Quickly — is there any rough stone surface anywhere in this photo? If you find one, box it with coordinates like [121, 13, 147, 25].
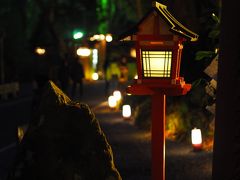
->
[8, 81, 121, 180]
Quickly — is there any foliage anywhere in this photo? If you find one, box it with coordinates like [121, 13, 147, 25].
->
[189, 79, 213, 107]
[195, 51, 215, 61]
[191, 4, 220, 146]
[133, 98, 151, 130]
[96, 0, 115, 34]
[166, 83, 214, 142]
[123, 79, 214, 143]
[194, 12, 220, 61]
[166, 101, 190, 141]
[208, 13, 220, 39]
[98, 0, 152, 35]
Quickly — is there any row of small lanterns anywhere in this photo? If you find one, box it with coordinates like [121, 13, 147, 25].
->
[108, 90, 132, 120]
[107, 90, 202, 151]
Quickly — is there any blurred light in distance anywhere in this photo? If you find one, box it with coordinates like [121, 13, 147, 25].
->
[18, 126, 24, 142]
[106, 34, 113, 42]
[130, 48, 136, 58]
[92, 49, 98, 69]
[99, 34, 105, 40]
[90, 37, 95, 41]
[35, 47, 46, 55]
[93, 34, 100, 40]
[77, 47, 91, 57]
[73, 32, 83, 39]
[92, 73, 99, 80]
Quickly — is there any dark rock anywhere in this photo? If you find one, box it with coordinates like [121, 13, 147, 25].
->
[8, 81, 122, 180]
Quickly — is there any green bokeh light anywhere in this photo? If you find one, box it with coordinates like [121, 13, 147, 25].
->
[73, 31, 84, 39]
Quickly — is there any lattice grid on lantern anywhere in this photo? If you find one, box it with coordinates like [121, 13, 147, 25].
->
[142, 50, 172, 78]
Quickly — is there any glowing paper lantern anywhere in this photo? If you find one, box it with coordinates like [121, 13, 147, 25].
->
[113, 90, 121, 101]
[108, 95, 117, 108]
[122, 105, 131, 118]
[191, 128, 202, 151]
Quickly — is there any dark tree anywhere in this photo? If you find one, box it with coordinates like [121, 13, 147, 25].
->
[212, 0, 240, 179]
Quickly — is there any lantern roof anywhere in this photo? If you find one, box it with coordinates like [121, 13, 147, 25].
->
[119, 1, 198, 42]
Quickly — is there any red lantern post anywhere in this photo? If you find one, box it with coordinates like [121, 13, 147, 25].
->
[151, 93, 166, 179]
[119, 1, 198, 180]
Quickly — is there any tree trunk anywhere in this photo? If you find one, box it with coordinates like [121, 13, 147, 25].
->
[212, 0, 240, 179]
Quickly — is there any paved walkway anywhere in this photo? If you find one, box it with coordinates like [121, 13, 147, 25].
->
[93, 102, 151, 180]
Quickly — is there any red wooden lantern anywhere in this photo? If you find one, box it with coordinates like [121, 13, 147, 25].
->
[119, 2, 198, 180]
[120, 1, 198, 96]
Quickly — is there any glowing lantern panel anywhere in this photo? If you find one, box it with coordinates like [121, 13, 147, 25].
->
[142, 50, 172, 78]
